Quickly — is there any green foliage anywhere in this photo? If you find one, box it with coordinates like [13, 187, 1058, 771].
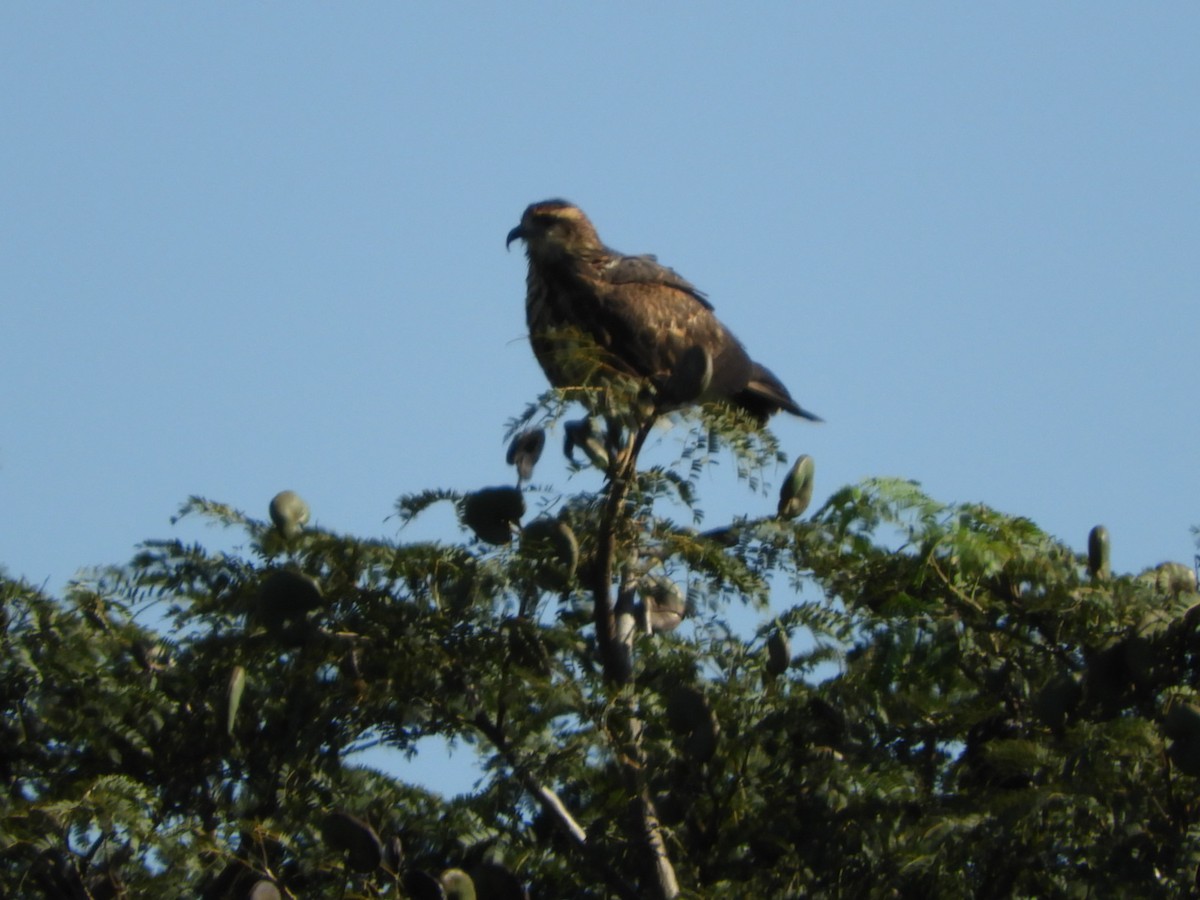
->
[3, 408, 1200, 898]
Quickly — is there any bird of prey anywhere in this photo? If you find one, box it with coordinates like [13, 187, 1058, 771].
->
[506, 199, 820, 424]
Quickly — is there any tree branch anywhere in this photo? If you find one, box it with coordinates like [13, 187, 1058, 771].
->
[588, 412, 681, 899]
[470, 710, 640, 900]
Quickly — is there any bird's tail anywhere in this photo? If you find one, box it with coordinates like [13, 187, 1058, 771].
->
[735, 362, 822, 424]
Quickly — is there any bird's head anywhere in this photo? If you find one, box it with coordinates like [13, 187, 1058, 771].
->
[506, 199, 602, 262]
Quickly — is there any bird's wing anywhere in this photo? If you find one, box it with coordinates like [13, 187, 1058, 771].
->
[598, 253, 715, 310]
[588, 270, 750, 393]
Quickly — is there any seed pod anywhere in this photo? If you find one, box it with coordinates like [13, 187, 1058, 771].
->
[257, 570, 323, 633]
[1084, 641, 1132, 715]
[1169, 735, 1200, 777]
[269, 490, 310, 538]
[777, 455, 816, 520]
[506, 429, 546, 484]
[520, 518, 579, 591]
[1164, 702, 1200, 740]
[1087, 525, 1110, 579]
[246, 881, 281, 900]
[766, 628, 791, 676]
[461, 487, 525, 545]
[320, 811, 382, 873]
[467, 861, 527, 900]
[441, 869, 477, 900]
[686, 710, 720, 762]
[666, 685, 720, 762]
[226, 665, 246, 736]
[563, 418, 610, 470]
[403, 869, 446, 900]
[640, 575, 687, 633]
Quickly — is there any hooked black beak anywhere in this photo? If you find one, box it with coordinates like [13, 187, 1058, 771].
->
[505, 224, 525, 250]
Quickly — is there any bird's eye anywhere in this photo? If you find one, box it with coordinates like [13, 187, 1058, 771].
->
[532, 213, 558, 228]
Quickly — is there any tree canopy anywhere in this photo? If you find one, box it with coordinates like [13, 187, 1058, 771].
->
[2, 390, 1199, 898]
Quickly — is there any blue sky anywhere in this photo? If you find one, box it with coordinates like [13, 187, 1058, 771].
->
[3, 6, 1198, 792]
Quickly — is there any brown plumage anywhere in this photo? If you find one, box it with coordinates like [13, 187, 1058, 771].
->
[506, 199, 820, 424]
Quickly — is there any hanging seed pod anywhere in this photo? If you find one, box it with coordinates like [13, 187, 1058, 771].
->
[686, 707, 721, 762]
[658, 345, 713, 407]
[640, 575, 687, 633]
[777, 455, 816, 520]
[804, 697, 849, 749]
[1087, 525, 1110, 579]
[766, 628, 791, 677]
[506, 429, 546, 484]
[257, 570, 323, 634]
[320, 811, 383, 873]
[1165, 707, 1200, 777]
[441, 869, 477, 900]
[666, 685, 720, 762]
[1164, 702, 1200, 741]
[226, 666, 246, 736]
[666, 685, 709, 734]
[520, 518, 579, 591]
[460, 487, 525, 545]
[403, 870, 446, 900]
[467, 861, 528, 900]
[1084, 641, 1133, 716]
[269, 490, 310, 539]
[246, 881, 281, 900]
[1169, 735, 1200, 777]
[563, 418, 610, 470]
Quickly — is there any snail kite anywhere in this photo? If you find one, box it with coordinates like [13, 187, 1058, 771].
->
[506, 199, 820, 424]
